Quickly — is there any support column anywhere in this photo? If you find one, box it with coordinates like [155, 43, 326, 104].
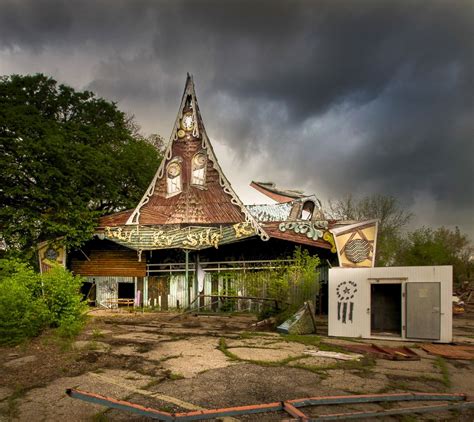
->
[194, 254, 200, 309]
[185, 249, 190, 308]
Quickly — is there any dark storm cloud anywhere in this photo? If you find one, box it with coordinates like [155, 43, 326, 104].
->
[1, 0, 473, 234]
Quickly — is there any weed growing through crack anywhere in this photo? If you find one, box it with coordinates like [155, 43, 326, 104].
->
[279, 334, 321, 347]
[0, 386, 28, 419]
[160, 353, 183, 362]
[92, 329, 104, 340]
[218, 337, 307, 367]
[167, 371, 185, 380]
[91, 410, 109, 421]
[239, 331, 275, 340]
[434, 356, 451, 389]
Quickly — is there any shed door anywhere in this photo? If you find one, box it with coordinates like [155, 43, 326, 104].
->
[406, 282, 440, 340]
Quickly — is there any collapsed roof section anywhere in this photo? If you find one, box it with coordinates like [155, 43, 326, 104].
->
[250, 181, 307, 202]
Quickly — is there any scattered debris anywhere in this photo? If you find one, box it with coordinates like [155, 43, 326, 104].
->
[251, 317, 276, 328]
[339, 344, 420, 361]
[303, 350, 362, 361]
[453, 296, 465, 314]
[277, 301, 317, 335]
[422, 344, 474, 360]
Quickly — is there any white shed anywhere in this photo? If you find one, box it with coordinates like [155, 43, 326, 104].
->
[328, 266, 452, 343]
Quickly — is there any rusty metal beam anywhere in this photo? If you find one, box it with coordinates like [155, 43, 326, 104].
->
[173, 402, 283, 420]
[314, 400, 474, 420]
[287, 392, 466, 407]
[66, 389, 174, 421]
[66, 389, 469, 421]
[283, 401, 309, 421]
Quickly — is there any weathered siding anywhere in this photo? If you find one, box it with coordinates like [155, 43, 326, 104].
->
[71, 249, 146, 277]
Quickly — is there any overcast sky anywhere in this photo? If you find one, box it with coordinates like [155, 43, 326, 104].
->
[1, 0, 473, 238]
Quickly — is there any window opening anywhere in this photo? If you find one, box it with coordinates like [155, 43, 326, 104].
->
[166, 158, 182, 197]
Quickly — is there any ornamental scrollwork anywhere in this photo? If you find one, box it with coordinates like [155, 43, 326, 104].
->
[233, 222, 255, 238]
[278, 222, 324, 241]
[105, 226, 137, 242]
[323, 231, 337, 253]
[183, 228, 223, 249]
[152, 230, 176, 248]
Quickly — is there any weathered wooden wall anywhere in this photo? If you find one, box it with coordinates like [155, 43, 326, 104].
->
[71, 250, 146, 277]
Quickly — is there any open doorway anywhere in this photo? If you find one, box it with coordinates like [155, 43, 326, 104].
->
[118, 282, 135, 304]
[371, 283, 402, 337]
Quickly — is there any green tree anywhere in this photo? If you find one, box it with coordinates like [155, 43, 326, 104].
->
[395, 226, 473, 287]
[327, 194, 411, 266]
[0, 74, 162, 260]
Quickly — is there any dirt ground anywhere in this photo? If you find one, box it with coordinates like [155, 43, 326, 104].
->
[1, 310, 474, 421]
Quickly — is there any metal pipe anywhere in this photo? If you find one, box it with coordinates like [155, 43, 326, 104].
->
[66, 389, 469, 422]
[66, 389, 173, 421]
[314, 401, 474, 420]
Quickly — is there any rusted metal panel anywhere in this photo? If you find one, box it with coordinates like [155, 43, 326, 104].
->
[421, 344, 474, 360]
[99, 209, 133, 227]
[250, 181, 306, 202]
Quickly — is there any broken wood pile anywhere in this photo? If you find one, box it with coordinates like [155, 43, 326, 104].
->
[339, 344, 420, 361]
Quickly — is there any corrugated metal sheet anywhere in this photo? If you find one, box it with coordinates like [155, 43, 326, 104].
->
[86, 276, 134, 308]
[247, 203, 292, 222]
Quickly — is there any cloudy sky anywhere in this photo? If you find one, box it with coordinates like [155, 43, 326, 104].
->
[1, 0, 473, 237]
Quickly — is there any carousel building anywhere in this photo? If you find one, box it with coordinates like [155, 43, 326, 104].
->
[46, 75, 378, 309]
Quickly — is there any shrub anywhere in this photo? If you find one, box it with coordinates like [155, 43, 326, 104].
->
[41, 266, 87, 328]
[0, 259, 86, 344]
[0, 260, 50, 345]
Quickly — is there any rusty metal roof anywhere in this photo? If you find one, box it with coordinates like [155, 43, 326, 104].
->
[122, 75, 268, 241]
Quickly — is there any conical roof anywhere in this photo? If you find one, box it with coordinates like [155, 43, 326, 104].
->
[125, 74, 268, 240]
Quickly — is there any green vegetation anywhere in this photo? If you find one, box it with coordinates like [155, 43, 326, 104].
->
[328, 194, 473, 286]
[92, 328, 104, 340]
[328, 194, 412, 266]
[434, 356, 452, 388]
[167, 371, 185, 380]
[0, 259, 87, 345]
[394, 226, 473, 287]
[0, 73, 162, 262]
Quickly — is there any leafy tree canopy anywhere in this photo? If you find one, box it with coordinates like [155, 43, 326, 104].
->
[327, 194, 412, 266]
[394, 226, 473, 286]
[0, 74, 162, 259]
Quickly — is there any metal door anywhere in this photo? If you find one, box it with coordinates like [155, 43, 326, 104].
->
[406, 282, 441, 340]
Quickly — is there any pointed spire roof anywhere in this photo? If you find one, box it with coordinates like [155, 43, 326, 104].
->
[126, 75, 268, 240]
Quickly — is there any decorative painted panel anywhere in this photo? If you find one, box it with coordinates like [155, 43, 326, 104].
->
[330, 220, 378, 268]
[101, 223, 256, 251]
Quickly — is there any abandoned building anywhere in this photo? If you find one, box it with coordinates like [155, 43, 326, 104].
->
[39, 75, 378, 311]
